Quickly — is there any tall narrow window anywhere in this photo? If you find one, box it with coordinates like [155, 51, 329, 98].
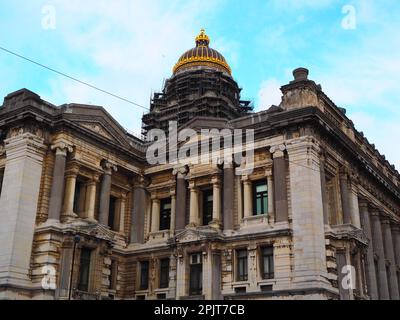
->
[202, 190, 213, 226]
[73, 179, 86, 214]
[139, 261, 149, 290]
[386, 266, 391, 300]
[78, 248, 92, 292]
[236, 250, 248, 281]
[109, 260, 118, 290]
[108, 196, 117, 230]
[0, 168, 4, 197]
[253, 181, 268, 216]
[159, 198, 172, 231]
[261, 247, 274, 279]
[189, 253, 203, 296]
[159, 258, 170, 289]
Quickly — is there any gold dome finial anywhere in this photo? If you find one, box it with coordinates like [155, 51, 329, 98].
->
[195, 28, 210, 46]
[173, 29, 232, 75]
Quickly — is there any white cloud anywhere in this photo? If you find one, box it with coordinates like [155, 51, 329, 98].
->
[257, 78, 282, 111]
[40, 0, 222, 130]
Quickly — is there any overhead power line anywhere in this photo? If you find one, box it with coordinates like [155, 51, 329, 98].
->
[0, 45, 150, 111]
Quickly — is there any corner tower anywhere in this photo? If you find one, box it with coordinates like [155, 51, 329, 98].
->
[142, 29, 252, 135]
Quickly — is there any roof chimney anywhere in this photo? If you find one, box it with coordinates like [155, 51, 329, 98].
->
[293, 67, 309, 81]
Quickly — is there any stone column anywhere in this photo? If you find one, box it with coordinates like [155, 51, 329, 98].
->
[339, 170, 352, 224]
[119, 193, 127, 233]
[0, 132, 46, 291]
[392, 225, 400, 268]
[381, 219, 400, 300]
[211, 176, 221, 228]
[370, 210, 390, 299]
[188, 181, 199, 227]
[266, 169, 274, 221]
[242, 176, 253, 218]
[173, 166, 188, 231]
[359, 202, 379, 300]
[319, 156, 329, 225]
[223, 161, 235, 230]
[270, 144, 288, 222]
[62, 164, 80, 217]
[47, 142, 73, 221]
[286, 137, 328, 288]
[151, 197, 161, 233]
[130, 176, 147, 244]
[98, 161, 117, 226]
[350, 183, 361, 228]
[170, 189, 176, 236]
[84, 174, 99, 222]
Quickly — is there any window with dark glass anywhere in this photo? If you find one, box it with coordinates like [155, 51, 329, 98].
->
[108, 196, 117, 230]
[73, 179, 86, 214]
[139, 261, 149, 290]
[0, 168, 4, 197]
[261, 247, 274, 279]
[78, 248, 92, 292]
[109, 260, 118, 290]
[202, 190, 213, 226]
[189, 253, 202, 296]
[236, 249, 248, 281]
[160, 198, 172, 231]
[253, 181, 268, 216]
[159, 258, 170, 289]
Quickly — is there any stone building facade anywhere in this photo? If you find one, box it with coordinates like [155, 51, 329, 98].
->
[0, 30, 399, 300]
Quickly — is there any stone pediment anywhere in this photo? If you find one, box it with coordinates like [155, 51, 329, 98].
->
[76, 223, 116, 243]
[80, 122, 114, 140]
[62, 104, 134, 148]
[174, 227, 222, 244]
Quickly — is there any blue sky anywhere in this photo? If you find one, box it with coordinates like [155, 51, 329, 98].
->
[1, 0, 400, 167]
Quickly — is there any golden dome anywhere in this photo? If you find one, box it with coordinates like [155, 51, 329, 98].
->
[173, 29, 232, 75]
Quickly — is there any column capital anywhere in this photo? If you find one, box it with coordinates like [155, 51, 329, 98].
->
[51, 142, 74, 156]
[265, 168, 273, 177]
[173, 165, 189, 178]
[370, 209, 381, 218]
[188, 180, 198, 190]
[170, 187, 176, 197]
[269, 144, 286, 158]
[211, 176, 221, 185]
[65, 164, 80, 177]
[358, 199, 369, 209]
[380, 217, 392, 226]
[101, 160, 117, 175]
[132, 174, 149, 188]
[89, 173, 101, 184]
[391, 224, 400, 233]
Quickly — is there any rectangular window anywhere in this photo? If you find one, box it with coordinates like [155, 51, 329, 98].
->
[0, 168, 4, 196]
[202, 190, 213, 226]
[159, 198, 172, 231]
[108, 196, 118, 230]
[159, 258, 170, 289]
[253, 181, 268, 216]
[109, 260, 118, 290]
[261, 247, 274, 279]
[73, 179, 86, 214]
[236, 250, 248, 281]
[139, 261, 149, 290]
[189, 253, 202, 296]
[78, 248, 92, 292]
